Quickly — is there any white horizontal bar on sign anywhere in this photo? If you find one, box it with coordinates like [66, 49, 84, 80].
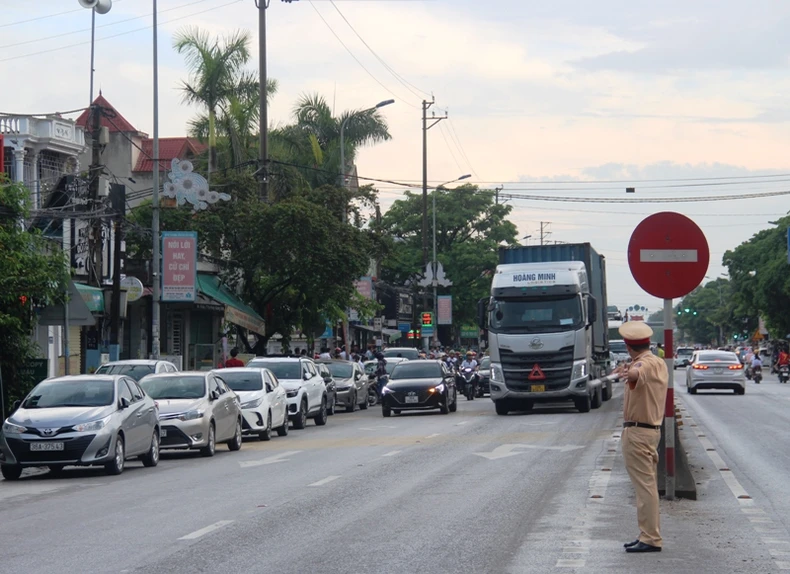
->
[640, 249, 698, 263]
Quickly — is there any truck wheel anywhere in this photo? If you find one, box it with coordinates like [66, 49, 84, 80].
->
[575, 395, 591, 413]
[602, 383, 611, 402]
[591, 387, 602, 409]
[494, 400, 509, 416]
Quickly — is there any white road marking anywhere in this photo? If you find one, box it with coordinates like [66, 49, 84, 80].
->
[474, 443, 584, 460]
[640, 249, 698, 263]
[178, 520, 234, 540]
[359, 426, 397, 431]
[309, 475, 340, 487]
[239, 450, 302, 468]
[382, 450, 401, 457]
[556, 559, 586, 567]
[425, 433, 441, 439]
[455, 421, 469, 426]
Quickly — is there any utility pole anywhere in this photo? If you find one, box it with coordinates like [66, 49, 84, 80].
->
[88, 103, 104, 288]
[421, 98, 447, 268]
[151, 0, 161, 359]
[109, 183, 125, 361]
[540, 221, 552, 246]
[495, 186, 502, 205]
[257, 0, 268, 200]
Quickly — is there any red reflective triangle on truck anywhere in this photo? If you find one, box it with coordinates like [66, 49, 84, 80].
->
[528, 364, 546, 380]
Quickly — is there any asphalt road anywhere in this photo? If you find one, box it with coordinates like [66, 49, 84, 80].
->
[0, 381, 783, 574]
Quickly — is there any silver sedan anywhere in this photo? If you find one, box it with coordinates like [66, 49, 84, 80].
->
[686, 350, 746, 395]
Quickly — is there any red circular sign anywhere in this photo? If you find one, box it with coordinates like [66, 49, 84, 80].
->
[628, 212, 709, 299]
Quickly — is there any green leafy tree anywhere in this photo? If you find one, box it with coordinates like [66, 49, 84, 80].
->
[0, 179, 69, 414]
[379, 185, 518, 334]
[675, 278, 752, 346]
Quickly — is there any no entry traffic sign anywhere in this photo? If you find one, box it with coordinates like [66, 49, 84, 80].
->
[627, 212, 709, 300]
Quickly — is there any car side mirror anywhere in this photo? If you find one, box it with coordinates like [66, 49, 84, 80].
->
[587, 296, 597, 323]
[477, 297, 488, 330]
[12, 400, 21, 412]
[323, 375, 331, 383]
[304, 372, 311, 381]
[119, 397, 130, 409]
[265, 383, 273, 393]
[209, 390, 219, 401]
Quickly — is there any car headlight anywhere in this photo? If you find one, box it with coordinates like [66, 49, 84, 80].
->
[571, 360, 588, 380]
[490, 364, 504, 383]
[73, 415, 112, 433]
[428, 383, 446, 394]
[285, 389, 299, 398]
[381, 386, 395, 394]
[241, 398, 263, 409]
[336, 386, 352, 392]
[178, 409, 204, 421]
[2, 421, 26, 435]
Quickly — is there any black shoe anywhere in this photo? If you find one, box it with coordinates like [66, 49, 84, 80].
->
[623, 539, 640, 548]
[626, 542, 662, 553]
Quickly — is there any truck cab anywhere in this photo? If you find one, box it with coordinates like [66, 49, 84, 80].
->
[482, 261, 603, 415]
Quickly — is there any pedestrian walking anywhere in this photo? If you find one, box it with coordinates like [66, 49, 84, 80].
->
[615, 322, 668, 553]
[223, 348, 245, 368]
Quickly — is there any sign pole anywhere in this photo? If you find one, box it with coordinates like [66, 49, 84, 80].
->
[663, 297, 675, 500]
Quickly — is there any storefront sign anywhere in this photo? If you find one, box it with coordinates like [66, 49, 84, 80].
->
[161, 232, 197, 302]
[437, 295, 452, 325]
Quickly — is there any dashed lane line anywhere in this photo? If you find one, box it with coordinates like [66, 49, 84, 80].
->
[178, 520, 234, 541]
[308, 475, 340, 487]
[381, 450, 401, 457]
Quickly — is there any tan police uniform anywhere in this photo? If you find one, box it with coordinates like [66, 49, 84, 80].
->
[619, 322, 668, 548]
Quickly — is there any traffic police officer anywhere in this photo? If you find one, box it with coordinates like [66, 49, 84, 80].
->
[615, 322, 668, 553]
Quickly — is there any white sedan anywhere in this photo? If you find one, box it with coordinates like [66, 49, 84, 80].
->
[686, 350, 746, 395]
[214, 368, 289, 440]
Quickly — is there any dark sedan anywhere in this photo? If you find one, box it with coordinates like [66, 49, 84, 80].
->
[381, 361, 457, 417]
[478, 356, 491, 396]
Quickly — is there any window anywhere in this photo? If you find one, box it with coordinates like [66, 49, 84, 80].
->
[125, 379, 144, 402]
[139, 376, 207, 400]
[221, 372, 263, 392]
[305, 362, 317, 377]
[118, 380, 134, 403]
[209, 376, 224, 395]
[326, 363, 354, 379]
[266, 372, 279, 388]
[390, 362, 443, 380]
[22, 379, 115, 408]
[95, 364, 155, 382]
[489, 296, 583, 334]
[248, 361, 301, 380]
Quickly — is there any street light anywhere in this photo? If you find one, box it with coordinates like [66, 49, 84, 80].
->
[339, 99, 395, 192]
[431, 174, 471, 347]
[78, 0, 113, 104]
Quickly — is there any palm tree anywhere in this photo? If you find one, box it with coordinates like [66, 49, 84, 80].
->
[173, 27, 256, 175]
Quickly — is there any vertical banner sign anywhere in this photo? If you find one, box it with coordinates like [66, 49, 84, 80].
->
[437, 295, 452, 325]
[161, 231, 197, 302]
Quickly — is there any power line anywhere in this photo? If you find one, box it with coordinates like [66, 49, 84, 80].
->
[0, 0, 244, 64]
[306, 0, 420, 109]
[437, 123, 465, 173]
[499, 189, 790, 203]
[0, 107, 88, 117]
[327, 0, 430, 101]
[445, 117, 479, 179]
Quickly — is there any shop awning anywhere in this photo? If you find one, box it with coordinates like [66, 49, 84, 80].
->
[197, 274, 266, 335]
[75, 282, 105, 313]
[37, 280, 97, 326]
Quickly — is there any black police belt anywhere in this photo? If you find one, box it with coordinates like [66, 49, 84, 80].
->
[623, 421, 661, 430]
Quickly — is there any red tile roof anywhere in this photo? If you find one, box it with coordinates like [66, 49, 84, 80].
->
[133, 137, 207, 172]
[75, 93, 140, 134]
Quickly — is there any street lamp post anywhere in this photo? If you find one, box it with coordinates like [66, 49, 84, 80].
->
[339, 99, 395, 197]
[432, 175, 471, 349]
[78, 0, 113, 104]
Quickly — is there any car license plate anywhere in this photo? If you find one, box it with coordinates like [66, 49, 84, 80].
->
[531, 385, 545, 392]
[30, 442, 64, 452]
[714, 368, 723, 374]
[160, 429, 168, 438]
[405, 396, 419, 403]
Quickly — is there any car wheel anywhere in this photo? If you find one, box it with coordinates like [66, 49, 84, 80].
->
[591, 387, 603, 409]
[449, 391, 458, 413]
[575, 395, 591, 413]
[259, 411, 273, 441]
[1, 465, 23, 481]
[105, 435, 125, 476]
[275, 411, 289, 437]
[200, 423, 216, 457]
[228, 418, 243, 451]
[359, 391, 368, 410]
[736, 387, 745, 395]
[292, 400, 308, 430]
[494, 400, 509, 416]
[141, 430, 160, 467]
[382, 406, 392, 417]
[440, 394, 450, 414]
[327, 394, 336, 416]
[688, 386, 697, 395]
[314, 397, 328, 426]
[348, 392, 357, 412]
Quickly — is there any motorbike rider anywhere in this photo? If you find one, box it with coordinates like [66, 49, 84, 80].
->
[459, 351, 480, 394]
[775, 346, 790, 380]
[374, 352, 388, 397]
[751, 353, 763, 383]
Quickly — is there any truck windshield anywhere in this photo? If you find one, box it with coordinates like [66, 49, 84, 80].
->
[489, 296, 583, 334]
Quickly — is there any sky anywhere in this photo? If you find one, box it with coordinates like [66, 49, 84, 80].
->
[4, 0, 790, 315]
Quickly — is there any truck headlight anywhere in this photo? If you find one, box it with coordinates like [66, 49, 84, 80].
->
[490, 364, 504, 383]
[571, 360, 588, 381]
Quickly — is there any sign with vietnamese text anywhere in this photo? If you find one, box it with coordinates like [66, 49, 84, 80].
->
[162, 232, 197, 302]
[437, 295, 452, 325]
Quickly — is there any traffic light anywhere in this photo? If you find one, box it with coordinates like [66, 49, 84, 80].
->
[421, 312, 433, 327]
[19, 295, 28, 306]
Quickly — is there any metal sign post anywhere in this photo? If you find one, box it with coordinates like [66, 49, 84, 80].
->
[663, 298, 675, 498]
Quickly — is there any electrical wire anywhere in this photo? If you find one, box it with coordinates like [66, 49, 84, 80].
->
[0, 107, 88, 117]
[0, 0, 245, 64]
[444, 117, 479, 179]
[327, 0, 430, 101]
[437, 123, 465, 174]
[499, 190, 790, 203]
[306, 0, 420, 109]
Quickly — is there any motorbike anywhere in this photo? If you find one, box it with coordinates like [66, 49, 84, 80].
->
[458, 367, 478, 401]
[745, 364, 753, 380]
[753, 366, 762, 384]
[779, 365, 790, 384]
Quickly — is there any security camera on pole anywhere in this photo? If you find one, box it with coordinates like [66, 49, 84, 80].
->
[627, 212, 709, 500]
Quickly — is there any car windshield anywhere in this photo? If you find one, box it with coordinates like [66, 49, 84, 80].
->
[325, 363, 353, 379]
[23, 379, 114, 408]
[697, 352, 739, 363]
[390, 363, 442, 380]
[220, 372, 263, 391]
[382, 348, 420, 360]
[95, 364, 155, 381]
[489, 296, 583, 334]
[610, 341, 627, 353]
[248, 361, 301, 380]
[677, 349, 694, 356]
[139, 376, 206, 399]
[480, 357, 491, 369]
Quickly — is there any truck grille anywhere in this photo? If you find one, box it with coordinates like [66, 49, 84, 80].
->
[500, 347, 574, 391]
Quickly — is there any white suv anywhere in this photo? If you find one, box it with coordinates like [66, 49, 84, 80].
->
[246, 357, 328, 429]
